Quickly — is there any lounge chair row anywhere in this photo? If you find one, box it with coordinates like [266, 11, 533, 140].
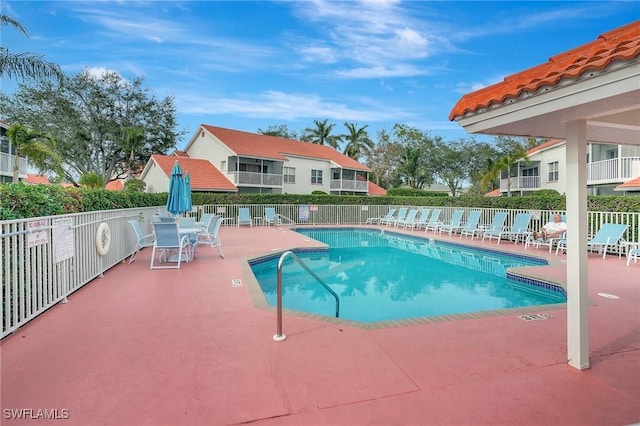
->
[370, 209, 634, 260]
[367, 208, 531, 243]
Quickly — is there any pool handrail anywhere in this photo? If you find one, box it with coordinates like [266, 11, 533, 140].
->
[274, 250, 340, 342]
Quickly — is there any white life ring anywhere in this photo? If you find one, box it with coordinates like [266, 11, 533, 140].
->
[96, 222, 111, 256]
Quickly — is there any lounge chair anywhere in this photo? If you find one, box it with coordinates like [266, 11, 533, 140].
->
[423, 208, 442, 233]
[458, 210, 482, 239]
[557, 223, 628, 259]
[525, 214, 566, 252]
[150, 222, 192, 269]
[408, 208, 430, 230]
[127, 219, 155, 264]
[237, 207, 253, 227]
[264, 207, 282, 226]
[377, 208, 398, 226]
[398, 209, 419, 228]
[495, 213, 532, 245]
[196, 215, 225, 258]
[480, 212, 509, 243]
[365, 208, 395, 225]
[438, 210, 465, 236]
[387, 207, 408, 227]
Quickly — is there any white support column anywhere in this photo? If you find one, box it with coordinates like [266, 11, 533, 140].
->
[565, 119, 590, 370]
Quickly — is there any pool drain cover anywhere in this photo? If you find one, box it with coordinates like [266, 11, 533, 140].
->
[519, 313, 552, 321]
[232, 279, 243, 288]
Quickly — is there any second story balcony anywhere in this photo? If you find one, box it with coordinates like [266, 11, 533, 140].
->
[500, 176, 541, 191]
[330, 179, 368, 192]
[228, 171, 283, 187]
[0, 152, 28, 178]
[587, 157, 640, 183]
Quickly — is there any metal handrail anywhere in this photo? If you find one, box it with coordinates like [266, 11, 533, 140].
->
[273, 250, 340, 342]
[274, 213, 295, 226]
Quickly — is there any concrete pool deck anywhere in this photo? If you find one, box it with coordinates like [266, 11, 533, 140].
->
[2, 225, 639, 425]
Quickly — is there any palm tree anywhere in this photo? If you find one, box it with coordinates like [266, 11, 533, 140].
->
[7, 124, 61, 182]
[0, 14, 62, 80]
[342, 122, 373, 160]
[480, 149, 529, 196]
[302, 119, 342, 149]
[122, 126, 146, 179]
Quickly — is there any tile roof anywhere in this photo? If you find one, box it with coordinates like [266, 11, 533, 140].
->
[201, 125, 370, 172]
[151, 155, 237, 192]
[368, 181, 387, 196]
[525, 139, 565, 156]
[105, 180, 124, 191]
[615, 176, 640, 190]
[485, 188, 502, 197]
[449, 21, 640, 120]
[25, 174, 50, 185]
[173, 150, 189, 157]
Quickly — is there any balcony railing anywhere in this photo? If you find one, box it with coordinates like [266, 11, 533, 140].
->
[0, 152, 28, 177]
[228, 171, 283, 186]
[500, 176, 541, 191]
[587, 157, 640, 183]
[330, 179, 368, 192]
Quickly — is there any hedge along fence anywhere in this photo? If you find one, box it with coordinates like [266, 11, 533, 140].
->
[2, 182, 639, 220]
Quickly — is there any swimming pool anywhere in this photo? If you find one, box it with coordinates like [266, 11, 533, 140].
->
[249, 228, 566, 323]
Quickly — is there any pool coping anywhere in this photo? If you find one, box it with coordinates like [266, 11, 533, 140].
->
[240, 226, 572, 330]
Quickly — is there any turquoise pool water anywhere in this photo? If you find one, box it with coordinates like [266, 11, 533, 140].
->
[250, 228, 565, 323]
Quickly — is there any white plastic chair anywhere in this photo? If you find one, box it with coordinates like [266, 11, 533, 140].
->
[150, 222, 191, 269]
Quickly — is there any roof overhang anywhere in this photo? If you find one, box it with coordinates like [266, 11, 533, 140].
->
[453, 59, 640, 145]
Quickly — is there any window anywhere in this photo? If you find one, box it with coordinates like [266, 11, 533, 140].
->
[606, 149, 618, 159]
[283, 167, 295, 184]
[311, 169, 323, 184]
[220, 160, 226, 172]
[548, 161, 559, 182]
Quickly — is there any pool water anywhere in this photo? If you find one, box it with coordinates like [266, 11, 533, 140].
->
[250, 228, 565, 323]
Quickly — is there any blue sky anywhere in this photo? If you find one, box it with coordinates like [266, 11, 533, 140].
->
[2, 1, 638, 150]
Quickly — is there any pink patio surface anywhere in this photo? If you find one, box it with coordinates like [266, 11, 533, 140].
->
[1, 225, 639, 426]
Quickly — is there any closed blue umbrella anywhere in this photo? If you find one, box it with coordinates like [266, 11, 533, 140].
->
[183, 172, 192, 213]
[166, 161, 187, 216]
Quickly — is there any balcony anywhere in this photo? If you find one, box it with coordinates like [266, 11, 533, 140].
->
[587, 157, 640, 183]
[500, 175, 541, 191]
[0, 152, 28, 177]
[228, 171, 283, 186]
[330, 179, 368, 192]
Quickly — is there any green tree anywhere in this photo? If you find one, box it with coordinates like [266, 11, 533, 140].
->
[0, 15, 61, 81]
[433, 138, 478, 196]
[1, 69, 185, 186]
[257, 124, 298, 139]
[393, 124, 438, 189]
[301, 119, 342, 149]
[342, 122, 373, 160]
[6, 124, 62, 182]
[366, 128, 403, 189]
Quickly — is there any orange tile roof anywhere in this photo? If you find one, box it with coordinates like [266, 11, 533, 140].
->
[105, 180, 124, 191]
[201, 125, 370, 172]
[615, 176, 640, 190]
[525, 139, 564, 156]
[25, 174, 50, 185]
[449, 21, 640, 120]
[368, 181, 387, 196]
[173, 150, 189, 157]
[485, 188, 502, 197]
[151, 155, 237, 192]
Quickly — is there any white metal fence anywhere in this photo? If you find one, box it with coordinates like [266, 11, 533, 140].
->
[2, 204, 638, 338]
